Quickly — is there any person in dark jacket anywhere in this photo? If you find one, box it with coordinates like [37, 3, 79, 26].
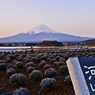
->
[30, 46, 34, 53]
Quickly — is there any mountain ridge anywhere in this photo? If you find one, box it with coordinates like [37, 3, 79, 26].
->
[0, 24, 92, 43]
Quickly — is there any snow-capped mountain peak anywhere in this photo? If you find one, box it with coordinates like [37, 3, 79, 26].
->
[0, 24, 91, 43]
[24, 24, 59, 35]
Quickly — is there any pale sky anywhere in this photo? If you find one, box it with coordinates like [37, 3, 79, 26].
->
[0, 0, 95, 38]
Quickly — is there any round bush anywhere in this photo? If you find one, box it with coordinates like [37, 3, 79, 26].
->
[64, 75, 72, 84]
[46, 57, 50, 62]
[6, 68, 16, 76]
[41, 56, 47, 60]
[13, 60, 18, 64]
[57, 61, 66, 67]
[24, 57, 32, 63]
[32, 57, 36, 62]
[0, 60, 7, 64]
[44, 68, 57, 77]
[25, 61, 34, 68]
[17, 56, 23, 61]
[50, 58, 56, 63]
[27, 66, 36, 73]
[50, 56, 54, 59]
[40, 78, 56, 91]
[6, 57, 12, 62]
[59, 65, 68, 74]
[0, 53, 5, 58]
[9, 73, 26, 86]
[59, 57, 65, 62]
[29, 70, 42, 81]
[55, 56, 60, 60]
[7, 54, 15, 60]
[15, 62, 23, 68]
[7, 65, 18, 71]
[39, 60, 47, 68]
[43, 64, 51, 70]
[13, 87, 30, 95]
[0, 60, 7, 70]
[53, 61, 58, 66]
[35, 57, 41, 63]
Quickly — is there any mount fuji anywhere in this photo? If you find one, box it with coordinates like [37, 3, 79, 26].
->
[0, 24, 91, 43]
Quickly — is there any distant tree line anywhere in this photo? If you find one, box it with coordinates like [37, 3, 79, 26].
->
[37, 40, 64, 46]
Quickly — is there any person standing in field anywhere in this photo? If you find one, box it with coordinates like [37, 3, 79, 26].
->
[30, 46, 34, 53]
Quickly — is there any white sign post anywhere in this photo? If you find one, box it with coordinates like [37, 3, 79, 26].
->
[67, 57, 95, 95]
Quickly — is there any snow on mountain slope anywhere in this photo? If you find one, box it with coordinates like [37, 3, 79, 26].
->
[24, 24, 59, 35]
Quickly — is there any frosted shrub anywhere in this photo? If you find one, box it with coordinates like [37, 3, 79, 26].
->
[53, 61, 58, 66]
[13, 87, 30, 95]
[27, 66, 36, 73]
[57, 61, 66, 67]
[59, 65, 68, 74]
[57, 53, 62, 56]
[6, 68, 16, 76]
[25, 61, 34, 68]
[64, 75, 72, 84]
[32, 57, 36, 62]
[24, 57, 32, 63]
[50, 58, 56, 63]
[7, 65, 18, 71]
[13, 60, 18, 64]
[29, 70, 42, 81]
[50, 55, 54, 59]
[0, 60, 7, 63]
[40, 78, 56, 91]
[46, 57, 50, 62]
[6, 57, 11, 62]
[0, 60, 7, 70]
[55, 56, 60, 61]
[43, 64, 51, 70]
[44, 68, 57, 77]
[59, 57, 65, 62]
[0, 53, 5, 58]
[7, 54, 15, 60]
[9, 73, 26, 86]
[17, 56, 23, 61]
[15, 62, 23, 68]
[39, 60, 47, 68]
[35, 57, 41, 63]
[41, 55, 47, 60]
